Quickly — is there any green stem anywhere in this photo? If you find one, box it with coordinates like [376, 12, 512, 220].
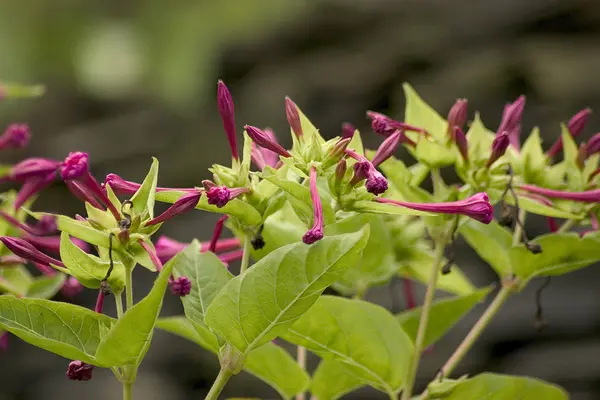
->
[440, 284, 512, 377]
[205, 367, 233, 400]
[295, 346, 307, 400]
[557, 218, 577, 233]
[125, 266, 134, 311]
[401, 237, 447, 400]
[431, 168, 444, 196]
[115, 291, 124, 318]
[122, 381, 133, 400]
[512, 209, 527, 246]
[388, 392, 399, 400]
[239, 235, 251, 274]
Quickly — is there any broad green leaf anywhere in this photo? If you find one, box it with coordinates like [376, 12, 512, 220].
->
[155, 190, 262, 227]
[94, 254, 174, 366]
[172, 240, 232, 341]
[460, 220, 513, 278]
[326, 214, 396, 295]
[0, 296, 114, 365]
[156, 316, 218, 352]
[403, 83, 447, 140]
[130, 157, 159, 219]
[396, 287, 492, 348]
[156, 317, 309, 399]
[60, 232, 125, 293]
[205, 228, 370, 355]
[0, 278, 26, 296]
[350, 200, 432, 216]
[244, 343, 310, 399]
[311, 358, 364, 400]
[440, 373, 568, 400]
[0, 265, 32, 295]
[398, 249, 475, 296]
[282, 296, 413, 395]
[26, 273, 66, 299]
[510, 231, 600, 281]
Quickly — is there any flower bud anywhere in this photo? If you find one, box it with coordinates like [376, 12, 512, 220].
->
[66, 361, 94, 381]
[486, 132, 510, 167]
[547, 108, 592, 159]
[0, 236, 65, 268]
[60, 152, 89, 180]
[145, 191, 201, 226]
[367, 111, 427, 137]
[10, 158, 60, 182]
[453, 127, 469, 162]
[245, 125, 291, 158]
[302, 166, 324, 245]
[169, 276, 192, 296]
[0, 332, 8, 351]
[0, 124, 30, 149]
[341, 122, 356, 140]
[371, 130, 403, 167]
[497, 96, 525, 151]
[446, 99, 468, 137]
[217, 80, 239, 160]
[285, 97, 303, 138]
[61, 277, 83, 298]
[206, 186, 249, 208]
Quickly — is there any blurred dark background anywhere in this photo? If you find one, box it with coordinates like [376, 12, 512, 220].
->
[2, 0, 600, 399]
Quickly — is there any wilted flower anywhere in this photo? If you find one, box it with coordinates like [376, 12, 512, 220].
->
[66, 361, 94, 381]
[302, 166, 324, 244]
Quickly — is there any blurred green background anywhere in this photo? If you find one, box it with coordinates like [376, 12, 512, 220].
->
[2, 1, 600, 399]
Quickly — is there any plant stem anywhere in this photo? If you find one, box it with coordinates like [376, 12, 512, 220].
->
[388, 392, 399, 400]
[431, 168, 444, 196]
[125, 266, 134, 311]
[295, 346, 307, 400]
[239, 235, 251, 274]
[115, 291, 124, 318]
[205, 367, 233, 400]
[401, 237, 446, 400]
[512, 208, 527, 246]
[558, 218, 577, 233]
[122, 381, 133, 400]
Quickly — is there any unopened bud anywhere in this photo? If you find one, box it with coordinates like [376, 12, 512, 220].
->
[446, 99, 468, 137]
[285, 97, 303, 138]
[486, 132, 510, 167]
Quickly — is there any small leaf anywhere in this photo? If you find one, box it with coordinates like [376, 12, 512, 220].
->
[125, 239, 158, 272]
[396, 287, 492, 348]
[296, 104, 324, 143]
[85, 203, 117, 230]
[282, 296, 413, 395]
[94, 254, 175, 366]
[403, 83, 447, 140]
[38, 213, 114, 249]
[156, 317, 309, 399]
[0, 265, 32, 295]
[347, 129, 364, 155]
[460, 220, 513, 278]
[0, 296, 114, 365]
[519, 128, 547, 184]
[205, 228, 370, 355]
[350, 200, 432, 217]
[26, 273, 66, 299]
[155, 190, 262, 227]
[441, 373, 568, 400]
[414, 139, 456, 168]
[502, 193, 582, 219]
[131, 157, 159, 219]
[60, 232, 125, 293]
[465, 113, 495, 162]
[311, 358, 364, 400]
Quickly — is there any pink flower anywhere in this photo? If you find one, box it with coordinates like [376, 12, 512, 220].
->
[217, 80, 239, 160]
[66, 361, 94, 381]
[342, 122, 356, 140]
[497, 95, 525, 151]
[547, 108, 592, 159]
[367, 111, 427, 137]
[285, 97, 303, 138]
[61, 277, 83, 298]
[169, 276, 191, 296]
[145, 191, 201, 226]
[9, 158, 60, 182]
[376, 192, 494, 224]
[206, 186, 249, 208]
[0, 124, 30, 149]
[371, 130, 412, 168]
[446, 99, 468, 138]
[302, 166, 324, 244]
[346, 149, 388, 195]
[251, 128, 280, 170]
[0, 236, 65, 268]
[518, 184, 600, 203]
[245, 125, 291, 158]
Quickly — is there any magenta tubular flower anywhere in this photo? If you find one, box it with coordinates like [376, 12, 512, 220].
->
[0, 124, 30, 150]
[582, 132, 600, 159]
[60, 152, 121, 220]
[14, 171, 56, 210]
[285, 97, 303, 138]
[547, 108, 592, 159]
[0, 255, 25, 265]
[139, 239, 163, 272]
[346, 149, 388, 195]
[302, 166, 324, 244]
[251, 128, 280, 171]
[342, 122, 356, 140]
[0, 236, 65, 267]
[446, 99, 468, 138]
[371, 130, 405, 168]
[95, 290, 105, 314]
[217, 80, 239, 160]
[145, 191, 201, 226]
[367, 111, 427, 137]
[453, 127, 469, 162]
[208, 215, 227, 253]
[169, 276, 191, 296]
[0, 332, 8, 351]
[376, 192, 494, 224]
[104, 173, 197, 195]
[245, 125, 291, 158]
[486, 131, 510, 167]
[518, 184, 600, 203]
[62, 276, 83, 298]
[155, 236, 185, 263]
[23, 235, 89, 255]
[66, 361, 94, 381]
[9, 158, 59, 182]
[206, 185, 249, 208]
[497, 95, 525, 151]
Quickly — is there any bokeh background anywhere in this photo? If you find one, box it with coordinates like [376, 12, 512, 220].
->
[2, 0, 600, 399]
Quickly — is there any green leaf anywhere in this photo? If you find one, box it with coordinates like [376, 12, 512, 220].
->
[347, 129, 364, 155]
[398, 249, 475, 296]
[125, 239, 158, 272]
[26, 273, 66, 299]
[459, 220, 513, 278]
[172, 240, 232, 345]
[440, 373, 568, 400]
[0, 296, 114, 365]
[519, 128, 547, 184]
[403, 83, 447, 140]
[396, 287, 492, 348]
[325, 214, 397, 294]
[131, 157, 159, 219]
[311, 358, 364, 400]
[0, 265, 32, 295]
[85, 202, 117, 230]
[414, 139, 456, 168]
[465, 113, 495, 162]
[94, 253, 175, 366]
[156, 317, 309, 399]
[205, 228, 370, 355]
[244, 343, 310, 399]
[248, 202, 304, 260]
[155, 190, 262, 227]
[296, 103, 324, 144]
[350, 200, 432, 217]
[60, 232, 125, 293]
[502, 193, 582, 219]
[40, 213, 114, 249]
[282, 296, 413, 395]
